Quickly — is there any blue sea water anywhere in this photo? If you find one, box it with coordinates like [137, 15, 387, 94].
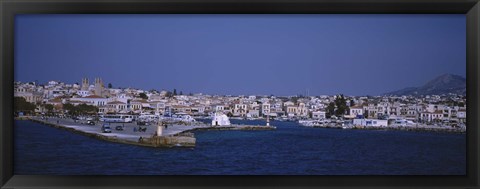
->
[14, 120, 466, 175]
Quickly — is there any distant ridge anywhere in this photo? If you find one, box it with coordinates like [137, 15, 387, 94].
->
[384, 74, 466, 96]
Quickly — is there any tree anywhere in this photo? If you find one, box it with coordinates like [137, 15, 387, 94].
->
[334, 94, 349, 117]
[14, 97, 36, 115]
[165, 91, 173, 98]
[63, 103, 76, 115]
[139, 93, 148, 99]
[44, 104, 54, 115]
[179, 91, 183, 95]
[76, 103, 98, 115]
[173, 89, 177, 96]
[291, 96, 298, 104]
[63, 103, 98, 116]
[350, 99, 355, 107]
[326, 102, 336, 117]
[108, 83, 113, 88]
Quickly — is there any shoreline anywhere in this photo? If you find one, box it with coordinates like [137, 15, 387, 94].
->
[304, 124, 466, 134]
[15, 116, 464, 149]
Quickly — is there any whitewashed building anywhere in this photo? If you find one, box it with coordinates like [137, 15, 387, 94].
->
[312, 111, 326, 119]
[212, 112, 231, 126]
[346, 105, 364, 119]
[70, 95, 107, 107]
[420, 110, 444, 123]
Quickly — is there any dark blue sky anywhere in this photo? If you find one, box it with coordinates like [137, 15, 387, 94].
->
[15, 14, 466, 96]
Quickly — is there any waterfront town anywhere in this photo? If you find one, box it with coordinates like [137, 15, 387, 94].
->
[14, 77, 467, 130]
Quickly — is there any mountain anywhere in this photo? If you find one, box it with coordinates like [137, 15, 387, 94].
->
[384, 74, 466, 96]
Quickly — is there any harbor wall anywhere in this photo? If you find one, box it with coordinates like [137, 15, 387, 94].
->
[140, 136, 196, 147]
[26, 118, 196, 148]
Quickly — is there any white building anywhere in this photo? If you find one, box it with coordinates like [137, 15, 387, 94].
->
[215, 105, 225, 112]
[297, 103, 308, 117]
[457, 108, 466, 123]
[247, 110, 260, 118]
[420, 110, 444, 123]
[70, 95, 108, 107]
[14, 91, 43, 104]
[312, 111, 326, 119]
[105, 101, 128, 113]
[260, 103, 270, 116]
[212, 112, 231, 126]
[233, 104, 248, 117]
[346, 105, 364, 119]
[77, 90, 91, 97]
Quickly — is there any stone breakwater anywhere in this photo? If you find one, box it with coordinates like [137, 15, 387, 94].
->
[22, 117, 276, 148]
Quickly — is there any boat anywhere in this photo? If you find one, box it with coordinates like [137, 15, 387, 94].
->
[298, 119, 327, 127]
[160, 113, 196, 123]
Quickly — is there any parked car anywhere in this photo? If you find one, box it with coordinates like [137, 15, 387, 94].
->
[87, 120, 95, 125]
[115, 126, 124, 131]
[137, 121, 149, 126]
[102, 124, 112, 133]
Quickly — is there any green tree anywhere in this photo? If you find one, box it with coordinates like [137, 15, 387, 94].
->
[334, 94, 349, 117]
[76, 103, 98, 115]
[63, 103, 98, 116]
[350, 99, 355, 107]
[139, 93, 148, 99]
[108, 83, 113, 88]
[165, 91, 173, 98]
[173, 89, 177, 96]
[291, 96, 298, 104]
[326, 102, 335, 117]
[44, 104, 54, 115]
[179, 91, 183, 95]
[63, 103, 76, 114]
[14, 97, 36, 115]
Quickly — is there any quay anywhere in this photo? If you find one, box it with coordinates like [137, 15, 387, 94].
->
[307, 123, 466, 134]
[23, 116, 276, 148]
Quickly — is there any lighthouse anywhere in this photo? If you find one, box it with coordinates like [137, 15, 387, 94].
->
[157, 121, 164, 136]
[266, 114, 270, 126]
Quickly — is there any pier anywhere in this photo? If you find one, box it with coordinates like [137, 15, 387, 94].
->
[25, 116, 276, 148]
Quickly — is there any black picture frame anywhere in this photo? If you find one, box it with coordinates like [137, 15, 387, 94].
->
[1, 0, 479, 188]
